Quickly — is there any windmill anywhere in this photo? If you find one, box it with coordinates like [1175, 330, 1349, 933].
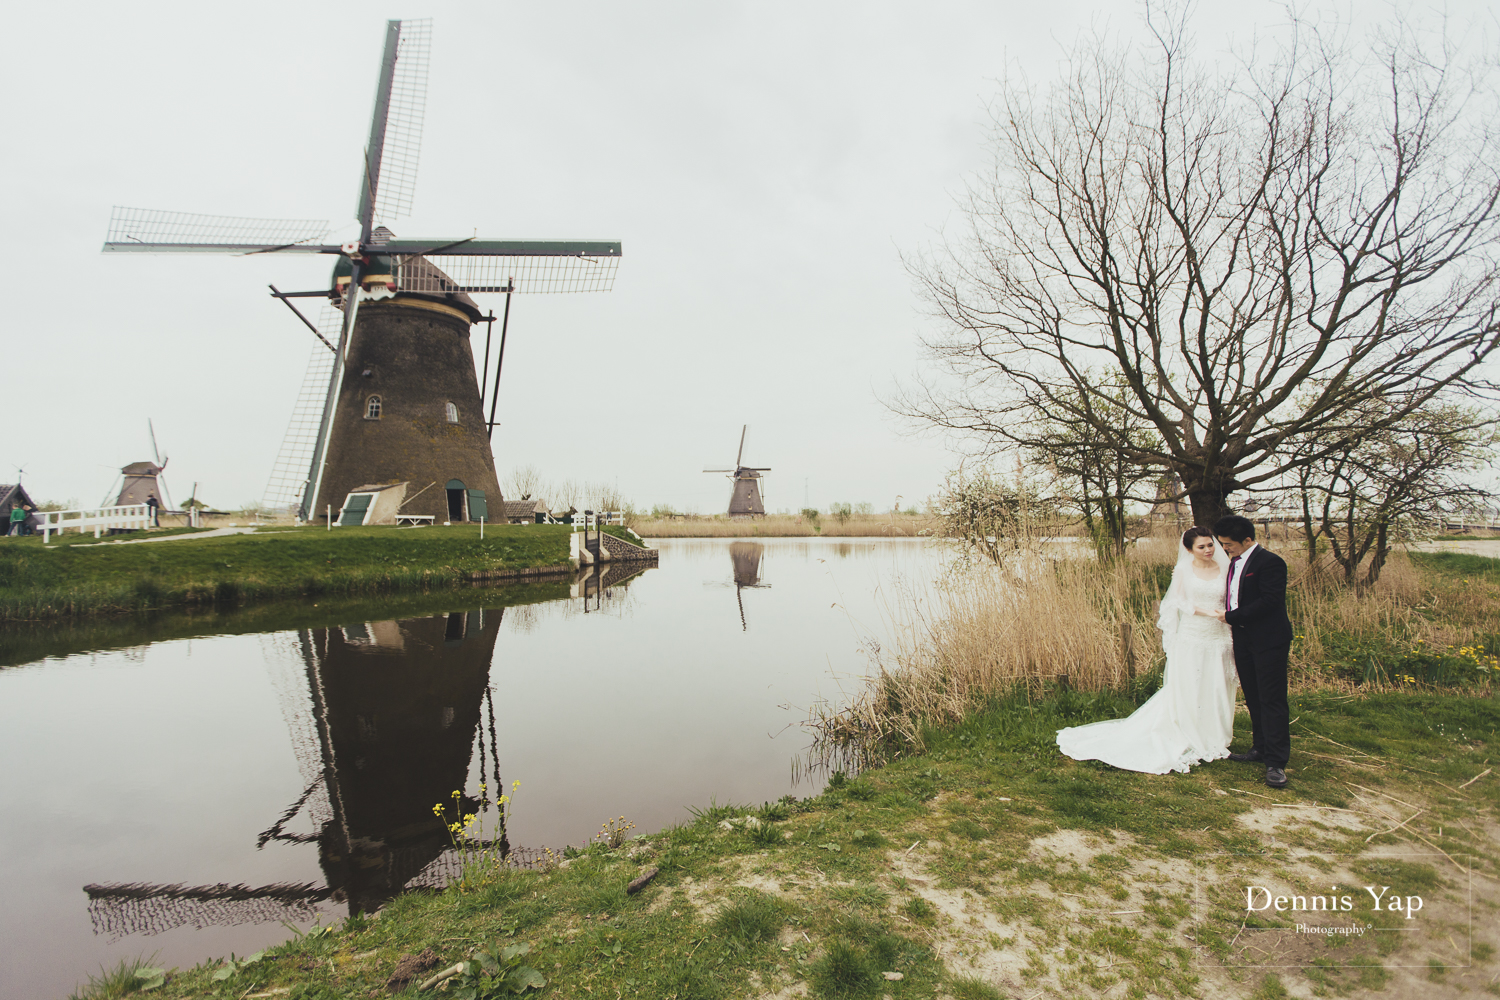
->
[103, 19, 622, 523]
[109, 421, 174, 511]
[703, 425, 771, 518]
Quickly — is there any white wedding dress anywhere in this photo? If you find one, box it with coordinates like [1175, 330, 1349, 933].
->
[1056, 554, 1238, 774]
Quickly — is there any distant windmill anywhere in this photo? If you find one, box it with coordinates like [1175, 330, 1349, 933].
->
[109, 421, 173, 510]
[703, 425, 771, 518]
[102, 19, 622, 523]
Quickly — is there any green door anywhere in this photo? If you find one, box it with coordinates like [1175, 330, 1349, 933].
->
[339, 493, 372, 526]
[466, 489, 488, 521]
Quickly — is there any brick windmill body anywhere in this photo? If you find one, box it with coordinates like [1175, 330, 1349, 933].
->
[317, 253, 500, 523]
[103, 20, 621, 523]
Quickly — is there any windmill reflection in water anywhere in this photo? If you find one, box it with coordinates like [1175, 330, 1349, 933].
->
[84, 612, 518, 938]
[729, 542, 771, 631]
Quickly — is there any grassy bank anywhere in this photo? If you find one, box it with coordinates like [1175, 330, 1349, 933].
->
[633, 513, 935, 538]
[79, 688, 1499, 1000]
[0, 524, 574, 622]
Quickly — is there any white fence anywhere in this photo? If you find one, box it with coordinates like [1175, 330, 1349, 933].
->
[39, 504, 153, 542]
[565, 510, 624, 529]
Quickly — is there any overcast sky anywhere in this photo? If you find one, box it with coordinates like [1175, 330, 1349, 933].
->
[3, 1, 1491, 514]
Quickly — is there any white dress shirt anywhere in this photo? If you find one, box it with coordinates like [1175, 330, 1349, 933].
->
[1227, 542, 1258, 611]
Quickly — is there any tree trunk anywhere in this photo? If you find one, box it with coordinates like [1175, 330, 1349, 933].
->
[1362, 520, 1390, 590]
[1298, 486, 1320, 567]
[1187, 487, 1233, 530]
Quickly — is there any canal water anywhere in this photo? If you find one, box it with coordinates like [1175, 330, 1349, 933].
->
[0, 536, 949, 999]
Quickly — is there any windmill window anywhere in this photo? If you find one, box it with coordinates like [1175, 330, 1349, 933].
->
[365, 395, 382, 419]
[444, 401, 459, 423]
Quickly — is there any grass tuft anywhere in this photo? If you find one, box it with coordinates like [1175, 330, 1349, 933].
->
[948, 974, 1005, 1000]
[810, 939, 881, 998]
[68, 955, 164, 1000]
[711, 890, 785, 948]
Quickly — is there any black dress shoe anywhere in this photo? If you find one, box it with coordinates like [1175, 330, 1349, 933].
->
[1265, 767, 1288, 788]
[1228, 750, 1264, 762]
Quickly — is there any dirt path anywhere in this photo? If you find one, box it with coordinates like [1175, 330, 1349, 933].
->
[91, 526, 261, 545]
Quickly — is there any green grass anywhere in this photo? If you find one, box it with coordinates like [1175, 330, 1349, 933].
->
[601, 524, 652, 548]
[0, 524, 573, 621]
[1411, 550, 1500, 580]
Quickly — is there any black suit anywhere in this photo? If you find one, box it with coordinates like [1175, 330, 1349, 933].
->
[1224, 545, 1294, 767]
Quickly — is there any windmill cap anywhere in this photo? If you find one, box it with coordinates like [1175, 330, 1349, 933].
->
[332, 255, 483, 324]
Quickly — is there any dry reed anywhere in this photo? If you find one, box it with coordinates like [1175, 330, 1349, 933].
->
[809, 538, 1175, 765]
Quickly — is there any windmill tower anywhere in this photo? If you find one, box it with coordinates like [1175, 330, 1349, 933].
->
[102, 20, 622, 523]
[703, 425, 771, 518]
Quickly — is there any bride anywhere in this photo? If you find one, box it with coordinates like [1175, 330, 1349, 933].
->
[1056, 527, 1238, 774]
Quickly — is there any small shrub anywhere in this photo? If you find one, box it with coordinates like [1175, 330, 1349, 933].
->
[846, 781, 877, 801]
[827, 770, 848, 789]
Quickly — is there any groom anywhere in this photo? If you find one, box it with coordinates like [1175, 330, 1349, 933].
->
[1213, 515, 1295, 789]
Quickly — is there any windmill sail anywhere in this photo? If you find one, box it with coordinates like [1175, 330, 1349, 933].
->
[263, 311, 341, 513]
[397, 250, 620, 295]
[103, 207, 332, 254]
[368, 19, 430, 226]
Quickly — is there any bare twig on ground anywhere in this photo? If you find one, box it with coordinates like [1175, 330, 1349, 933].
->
[1367, 809, 1426, 843]
[417, 963, 465, 991]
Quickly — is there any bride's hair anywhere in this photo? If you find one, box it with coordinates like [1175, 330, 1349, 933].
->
[1181, 526, 1214, 550]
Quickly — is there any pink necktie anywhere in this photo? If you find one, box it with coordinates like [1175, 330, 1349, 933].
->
[1227, 555, 1240, 610]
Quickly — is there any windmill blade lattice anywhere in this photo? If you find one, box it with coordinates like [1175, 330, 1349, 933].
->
[399, 253, 620, 294]
[104, 207, 332, 253]
[369, 19, 430, 225]
[263, 317, 341, 513]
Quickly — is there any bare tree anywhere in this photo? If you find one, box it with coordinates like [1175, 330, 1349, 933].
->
[1301, 401, 1496, 587]
[503, 464, 543, 501]
[1027, 375, 1161, 559]
[899, 8, 1500, 527]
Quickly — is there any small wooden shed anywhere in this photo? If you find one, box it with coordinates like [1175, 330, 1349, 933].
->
[501, 499, 548, 524]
